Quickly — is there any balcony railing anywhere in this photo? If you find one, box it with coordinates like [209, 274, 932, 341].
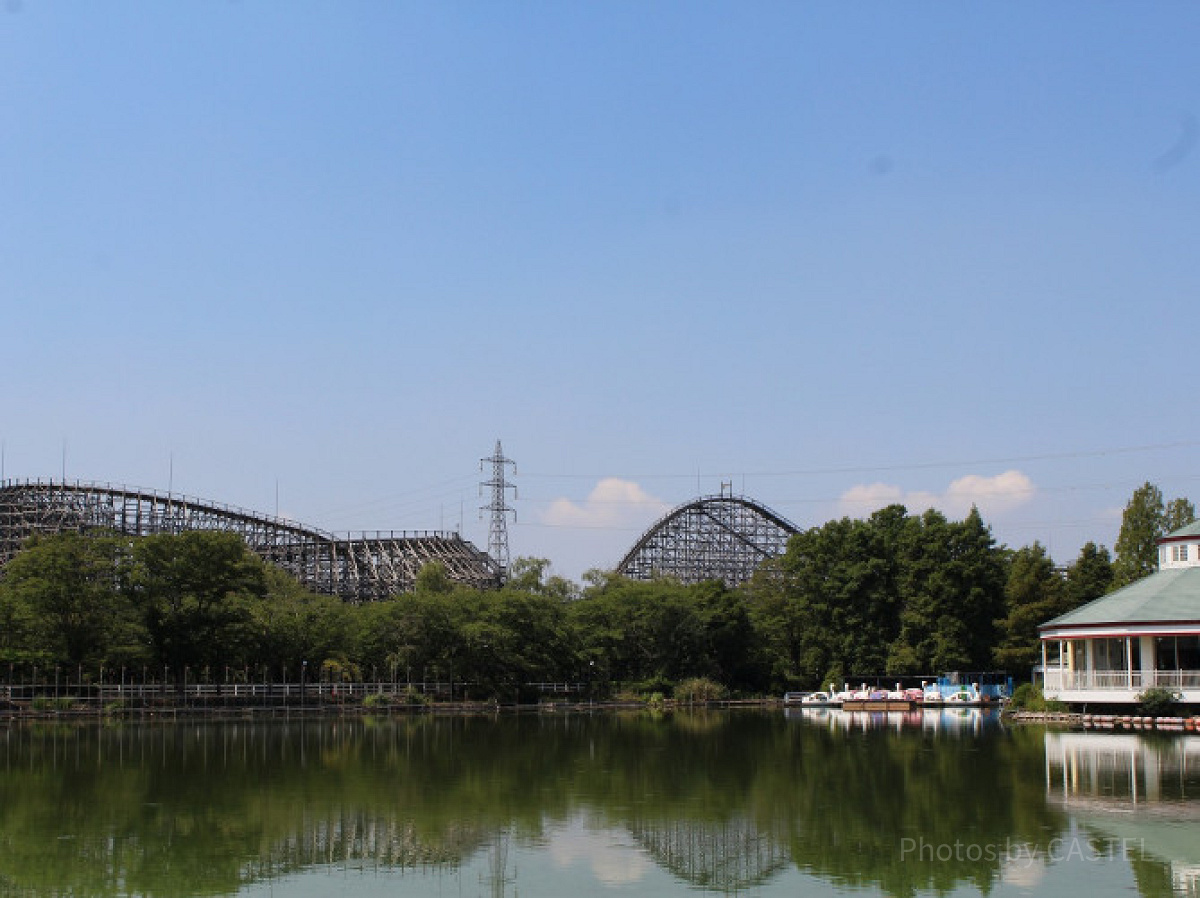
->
[1043, 669, 1200, 691]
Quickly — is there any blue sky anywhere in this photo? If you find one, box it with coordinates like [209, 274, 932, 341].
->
[3, 2, 1198, 582]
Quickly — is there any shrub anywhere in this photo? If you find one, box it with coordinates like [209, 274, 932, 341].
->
[635, 675, 674, 697]
[1007, 683, 1066, 713]
[363, 692, 390, 710]
[31, 696, 75, 712]
[1136, 686, 1181, 716]
[1008, 683, 1038, 710]
[674, 677, 728, 704]
[398, 685, 430, 706]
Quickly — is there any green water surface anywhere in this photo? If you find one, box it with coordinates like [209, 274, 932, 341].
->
[2, 709, 1198, 897]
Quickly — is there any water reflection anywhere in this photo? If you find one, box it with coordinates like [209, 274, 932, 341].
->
[786, 706, 1001, 736]
[0, 713, 1193, 897]
[627, 815, 789, 892]
[1045, 732, 1200, 895]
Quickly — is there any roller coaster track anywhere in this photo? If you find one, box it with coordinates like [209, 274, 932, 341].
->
[616, 495, 799, 586]
[0, 479, 500, 600]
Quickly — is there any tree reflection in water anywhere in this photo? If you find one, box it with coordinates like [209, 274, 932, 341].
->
[0, 712, 1190, 897]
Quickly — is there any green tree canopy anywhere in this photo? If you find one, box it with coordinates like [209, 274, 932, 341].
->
[1063, 541, 1113, 611]
[130, 530, 269, 675]
[992, 542, 1064, 674]
[1165, 497, 1197, 534]
[1113, 482, 1165, 588]
[1112, 482, 1197, 589]
[0, 531, 142, 669]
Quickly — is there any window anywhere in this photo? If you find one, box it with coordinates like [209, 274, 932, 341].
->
[1044, 641, 1062, 665]
[1179, 635, 1200, 671]
[1172, 544, 1189, 563]
[1157, 636, 1180, 670]
[1092, 638, 1126, 671]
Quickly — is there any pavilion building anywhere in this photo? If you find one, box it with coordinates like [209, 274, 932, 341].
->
[1039, 522, 1200, 705]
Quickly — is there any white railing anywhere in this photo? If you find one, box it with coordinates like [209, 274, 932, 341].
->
[1043, 669, 1200, 691]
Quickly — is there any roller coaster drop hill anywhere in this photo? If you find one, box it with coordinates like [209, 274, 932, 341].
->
[0, 479, 501, 601]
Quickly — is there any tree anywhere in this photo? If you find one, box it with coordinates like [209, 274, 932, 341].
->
[1063, 542, 1112, 611]
[130, 531, 268, 676]
[993, 543, 1064, 674]
[742, 558, 806, 689]
[414, 560, 453, 594]
[892, 507, 1006, 674]
[1112, 483, 1196, 589]
[251, 567, 354, 679]
[1112, 482, 1164, 589]
[0, 579, 39, 668]
[1165, 497, 1197, 534]
[1, 531, 142, 670]
[506, 557, 580, 600]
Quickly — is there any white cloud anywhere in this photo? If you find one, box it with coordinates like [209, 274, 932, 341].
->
[1000, 853, 1047, 888]
[838, 470, 1036, 520]
[840, 482, 905, 515]
[541, 478, 671, 530]
[944, 471, 1035, 514]
[547, 817, 648, 885]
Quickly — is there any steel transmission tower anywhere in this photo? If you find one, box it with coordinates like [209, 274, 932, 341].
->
[480, 440, 517, 580]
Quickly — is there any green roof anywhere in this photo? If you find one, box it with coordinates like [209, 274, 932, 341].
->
[1041, 566, 1200, 629]
[1165, 520, 1200, 539]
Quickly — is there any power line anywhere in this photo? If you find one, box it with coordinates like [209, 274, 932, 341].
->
[518, 439, 1200, 481]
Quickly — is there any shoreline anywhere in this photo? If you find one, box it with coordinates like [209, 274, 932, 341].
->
[0, 696, 777, 721]
[5, 698, 1200, 733]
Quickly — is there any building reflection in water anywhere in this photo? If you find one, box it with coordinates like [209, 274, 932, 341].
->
[1045, 732, 1200, 894]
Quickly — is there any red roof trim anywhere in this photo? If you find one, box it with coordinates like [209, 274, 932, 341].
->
[1157, 533, 1199, 544]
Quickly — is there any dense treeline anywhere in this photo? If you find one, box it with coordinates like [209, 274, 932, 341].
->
[0, 485, 1191, 696]
[746, 505, 1115, 688]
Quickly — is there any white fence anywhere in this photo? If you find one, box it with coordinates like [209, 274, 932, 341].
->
[1042, 669, 1200, 691]
[1, 680, 588, 707]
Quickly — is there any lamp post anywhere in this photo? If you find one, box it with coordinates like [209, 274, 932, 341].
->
[301, 660, 308, 712]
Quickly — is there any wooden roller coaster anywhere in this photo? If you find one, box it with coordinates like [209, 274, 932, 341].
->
[0, 479, 500, 600]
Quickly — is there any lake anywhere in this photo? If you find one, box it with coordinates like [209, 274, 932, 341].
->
[1, 709, 1198, 897]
